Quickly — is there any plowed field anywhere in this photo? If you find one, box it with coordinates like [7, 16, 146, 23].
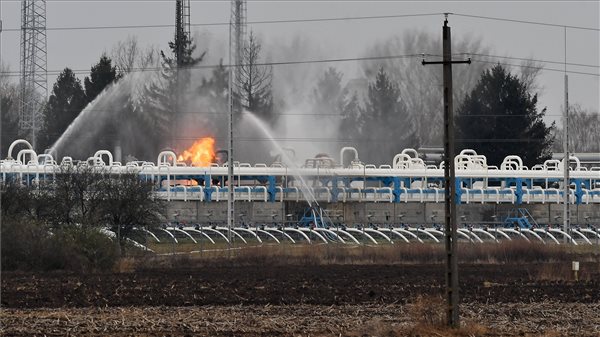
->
[2, 262, 600, 336]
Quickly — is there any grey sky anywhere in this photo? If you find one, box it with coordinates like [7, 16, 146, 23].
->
[1, 0, 598, 126]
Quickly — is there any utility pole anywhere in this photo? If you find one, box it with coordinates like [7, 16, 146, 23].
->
[422, 14, 470, 328]
[562, 27, 570, 243]
[228, 0, 246, 251]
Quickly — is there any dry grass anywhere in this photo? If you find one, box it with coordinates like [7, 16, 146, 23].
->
[129, 241, 599, 271]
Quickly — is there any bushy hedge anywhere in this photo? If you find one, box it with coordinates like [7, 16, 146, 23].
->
[1, 169, 163, 272]
[1, 217, 118, 272]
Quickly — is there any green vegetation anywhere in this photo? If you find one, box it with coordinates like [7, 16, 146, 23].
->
[0, 168, 164, 272]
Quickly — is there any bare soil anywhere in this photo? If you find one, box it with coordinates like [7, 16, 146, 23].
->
[2, 263, 600, 336]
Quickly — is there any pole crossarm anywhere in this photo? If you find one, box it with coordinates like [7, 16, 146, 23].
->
[421, 59, 471, 65]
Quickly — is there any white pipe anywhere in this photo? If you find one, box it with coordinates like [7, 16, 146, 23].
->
[283, 227, 311, 244]
[340, 147, 359, 167]
[94, 150, 114, 166]
[330, 228, 360, 244]
[264, 227, 296, 243]
[378, 228, 410, 243]
[533, 229, 560, 244]
[345, 228, 378, 245]
[7, 139, 33, 159]
[521, 229, 545, 244]
[571, 229, 592, 245]
[182, 228, 216, 244]
[364, 228, 393, 243]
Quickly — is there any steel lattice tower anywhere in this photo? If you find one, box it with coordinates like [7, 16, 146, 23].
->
[230, 0, 246, 107]
[175, 0, 191, 67]
[19, 0, 47, 150]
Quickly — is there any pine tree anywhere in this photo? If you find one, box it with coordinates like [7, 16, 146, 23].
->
[1, 90, 20, 157]
[312, 67, 347, 115]
[199, 59, 229, 110]
[363, 67, 417, 164]
[39, 68, 87, 150]
[456, 65, 554, 167]
[1, 63, 22, 156]
[84, 55, 118, 103]
[340, 91, 365, 143]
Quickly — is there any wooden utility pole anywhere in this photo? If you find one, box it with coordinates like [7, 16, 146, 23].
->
[422, 14, 470, 328]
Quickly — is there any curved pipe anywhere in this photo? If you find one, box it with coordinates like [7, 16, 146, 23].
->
[298, 227, 328, 243]
[313, 227, 345, 243]
[233, 227, 262, 243]
[521, 229, 546, 244]
[456, 229, 476, 243]
[580, 228, 600, 240]
[201, 228, 230, 243]
[548, 229, 577, 245]
[264, 228, 296, 243]
[486, 228, 512, 241]
[158, 228, 178, 243]
[340, 147, 359, 167]
[330, 228, 360, 244]
[283, 227, 311, 244]
[250, 228, 280, 243]
[364, 228, 393, 243]
[571, 229, 592, 245]
[214, 227, 248, 244]
[94, 150, 114, 166]
[533, 229, 560, 244]
[412, 228, 440, 243]
[499, 228, 530, 242]
[378, 228, 410, 243]
[168, 227, 197, 244]
[140, 228, 161, 243]
[157, 151, 177, 166]
[7, 139, 33, 159]
[183, 228, 216, 244]
[393, 228, 423, 243]
[17, 149, 38, 165]
[345, 228, 378, 245]
[471, 228, 498, 242]
[465, 229, 485, 243]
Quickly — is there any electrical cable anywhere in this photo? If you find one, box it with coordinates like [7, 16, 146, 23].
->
[451, 13, 600, 32]
[1, 12, 444, 32]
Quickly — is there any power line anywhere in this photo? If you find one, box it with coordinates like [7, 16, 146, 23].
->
[452, 13, 600, 32]
[3, 11, 597, 33]
[3, 52, 600, 78]
[470, 58, 600, 77]
[1, 12, 444, 33]
[455, 53, 600, 69]
[0, 53, 427, 77]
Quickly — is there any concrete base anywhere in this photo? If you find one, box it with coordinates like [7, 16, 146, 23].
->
[165, 201, 600, 226]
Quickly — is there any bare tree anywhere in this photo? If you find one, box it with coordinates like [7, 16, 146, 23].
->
[518, 58, 545, 94]
[111, 36, 159, 75]
[554, 104, 600, 153]
[236, 31, 273, 121]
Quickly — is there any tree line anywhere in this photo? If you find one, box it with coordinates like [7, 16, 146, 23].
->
[2, 30, 598, 166]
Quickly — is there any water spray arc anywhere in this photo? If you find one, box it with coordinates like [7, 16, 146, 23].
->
[19, 0, 48, 151]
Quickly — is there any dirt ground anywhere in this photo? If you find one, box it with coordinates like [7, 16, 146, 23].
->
[2, 263, 600, 336]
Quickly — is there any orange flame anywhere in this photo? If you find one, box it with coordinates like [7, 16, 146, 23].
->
[177, 137, 216, 166]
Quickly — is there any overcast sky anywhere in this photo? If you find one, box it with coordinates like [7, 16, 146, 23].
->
[1, 0, 598, 125]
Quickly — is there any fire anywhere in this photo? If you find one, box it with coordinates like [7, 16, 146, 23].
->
[177, 137, 216, 166]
